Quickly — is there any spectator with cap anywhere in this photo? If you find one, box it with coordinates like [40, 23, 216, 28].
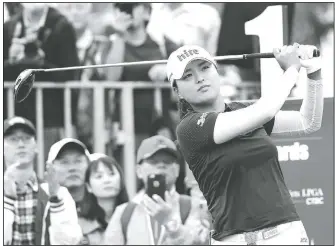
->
[4, 116, 82, 245]
[105, 3, 180, 152]
[78, 153, 129, 244]
[47, 138, 91, 215]
[103, 135, 209, 245]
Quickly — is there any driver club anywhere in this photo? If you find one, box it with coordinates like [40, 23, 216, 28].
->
[13, 50, 320, 103]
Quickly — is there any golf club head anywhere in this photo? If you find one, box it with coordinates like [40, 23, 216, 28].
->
[14, 69, 36, 103]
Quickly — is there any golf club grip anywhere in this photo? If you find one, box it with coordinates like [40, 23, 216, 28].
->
[244, 49, 320, 59]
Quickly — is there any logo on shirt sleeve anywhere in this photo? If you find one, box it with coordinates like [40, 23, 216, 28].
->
[197, 113, 208, 127]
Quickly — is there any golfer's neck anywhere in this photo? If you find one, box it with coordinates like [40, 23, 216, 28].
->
[193, 96, 226, 113]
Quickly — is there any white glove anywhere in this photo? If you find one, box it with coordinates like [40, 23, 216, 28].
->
[297, 44, 322, 74]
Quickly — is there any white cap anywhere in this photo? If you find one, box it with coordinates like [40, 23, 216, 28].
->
[166, 45, 216, 86]
[47, 138, 90, 163]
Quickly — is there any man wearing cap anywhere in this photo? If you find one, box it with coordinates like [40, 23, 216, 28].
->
[104, 135, 209, 245]
[4, 116, 82, 245]
[47, 138, 91, 215]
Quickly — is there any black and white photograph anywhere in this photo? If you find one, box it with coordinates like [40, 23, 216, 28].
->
[2, 2, 334, 245]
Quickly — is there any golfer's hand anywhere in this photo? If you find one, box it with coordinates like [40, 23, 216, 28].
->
[45, 163, 60, 197]
[297, 44, 322, 74]
[142, 191, 176, 225]
[273, 43, 302, 72]
[111, 9, 132, 36]
[148, 64, 167, 81]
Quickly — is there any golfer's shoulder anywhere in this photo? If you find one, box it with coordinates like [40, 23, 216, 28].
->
[176, 111, 198, 132]
[177, 111, 217, 136]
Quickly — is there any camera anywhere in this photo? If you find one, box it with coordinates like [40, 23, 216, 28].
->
[146, 173, 167, 201]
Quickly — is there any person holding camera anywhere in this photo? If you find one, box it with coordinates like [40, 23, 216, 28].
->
[103, 135, 210, 245]
[4, 116, 82, 245]
[4, 3, 80, 160]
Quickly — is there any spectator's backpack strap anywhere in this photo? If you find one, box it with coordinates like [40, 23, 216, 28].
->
[121, 202, 137, 244]
[179, 195, 192, 224]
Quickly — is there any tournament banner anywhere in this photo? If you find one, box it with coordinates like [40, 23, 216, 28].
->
[273, 97, 334, 245]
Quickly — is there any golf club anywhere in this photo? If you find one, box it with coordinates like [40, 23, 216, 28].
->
[13, 50, 320, 103]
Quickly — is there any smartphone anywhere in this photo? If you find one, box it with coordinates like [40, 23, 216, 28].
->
[146, 174, 166, 201]
[114, 3, 134, 16]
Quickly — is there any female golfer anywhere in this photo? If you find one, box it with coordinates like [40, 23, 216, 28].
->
[167, 44, 323, 245]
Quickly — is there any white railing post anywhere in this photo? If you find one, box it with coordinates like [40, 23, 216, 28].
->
[64, 87, 73, 137]
[154, 83, 163, 116]
[93, 85, 106, 153]
[7, 88, 15, 118]
[36, 88, 45, 179]
[121, 84, 136, 198]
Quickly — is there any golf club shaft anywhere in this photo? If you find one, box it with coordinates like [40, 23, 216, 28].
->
[39, 50, 320, 73]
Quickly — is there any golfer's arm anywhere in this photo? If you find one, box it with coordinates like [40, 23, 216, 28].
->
[105, 34, 126, 81]
[213, 67, 300, 144]
[271, 69, 323, 136]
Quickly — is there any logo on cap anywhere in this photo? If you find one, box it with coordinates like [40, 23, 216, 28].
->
[177, 49, 200, 62]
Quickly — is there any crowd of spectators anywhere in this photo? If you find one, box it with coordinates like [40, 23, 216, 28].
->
[4, 116, 210, 245]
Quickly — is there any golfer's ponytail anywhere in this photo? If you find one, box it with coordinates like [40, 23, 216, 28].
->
[178, 98, 194, 119]
[173, 80, 194, 119]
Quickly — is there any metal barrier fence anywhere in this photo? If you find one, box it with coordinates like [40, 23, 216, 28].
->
[4, 81, 260, 197]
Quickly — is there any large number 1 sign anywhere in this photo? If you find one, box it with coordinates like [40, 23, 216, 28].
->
[245, 5, 285, 96]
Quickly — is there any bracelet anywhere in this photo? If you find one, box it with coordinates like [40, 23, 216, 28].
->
[49, 195, 61, 203]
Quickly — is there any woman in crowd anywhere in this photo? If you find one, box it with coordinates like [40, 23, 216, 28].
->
[79, 153, 129, 244]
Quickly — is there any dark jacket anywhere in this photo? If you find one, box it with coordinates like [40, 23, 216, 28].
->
[4, 7, 80, 128]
